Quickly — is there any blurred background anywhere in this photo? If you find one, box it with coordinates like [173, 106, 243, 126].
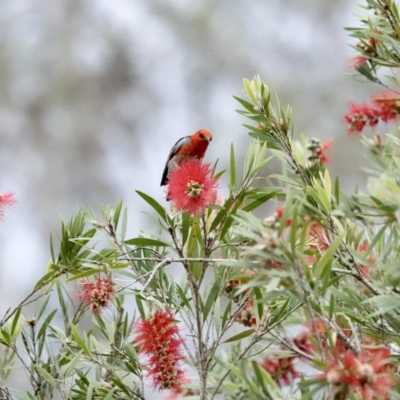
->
[0, 0, 375, 395]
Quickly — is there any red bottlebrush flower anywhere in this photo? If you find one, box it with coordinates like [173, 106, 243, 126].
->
[344, 92, 400, 135]
[321, 347, 396, 400]
[225, 269, 256, 302]
[163, 373, 194, 400]
[236, 301, 257, 327]
[78, 275, 115, 314]
[293, 319, 327, 356]
[167, 159, 218, 214]
[261, 354, 300, 387]
[0, 192, 17, 220]
[348, 55, 368, 69]
[135, 309, 185, 390]
[316, 140, 333, 164]
[371, 91, 399, 123]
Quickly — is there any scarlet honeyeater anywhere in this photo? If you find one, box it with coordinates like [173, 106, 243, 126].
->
[160, 129, 213, 187]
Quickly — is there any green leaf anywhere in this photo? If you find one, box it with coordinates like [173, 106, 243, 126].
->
[314, 235, 343, 278]
[223, 328, 255, 343]
[242, 192, 280, 212]
[11, 307, 22, 336]
[181, 213, 190, 247]
[124, 238, 170, 247]
[66, 268, 98, 282]
[37, 309, 58, 342]
[70, 324, 90, 356]
[203, 280, 220, 321]
[64, 350, 84, 377]
[136, 190, 167, 222]
[35, 365, 57, 387]
[135, 295, 145, 318]
[252, 361, 282, 399]
[233, 95, 256, 112]
[103, 388, 118, 400]
[113, 200, 123, 230]
[229, 143, 236, 192]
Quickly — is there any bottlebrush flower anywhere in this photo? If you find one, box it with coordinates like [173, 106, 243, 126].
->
[306, 138, 333, 165]
[236, 301, 257, 327]
[0, 192, 17, 220]
[348, 55, 368, 69]
[78, 275, 115, 314]
[344, 91, 399, 135]
[167, 159, 218, 214]
[316, 140, 333, 164]
[261, 353, 300, 387]
[135, 309, 185, 390]
[163, 373, 194, 400]
[321, 347, 396, 400]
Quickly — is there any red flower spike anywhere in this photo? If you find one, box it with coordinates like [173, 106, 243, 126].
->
[261, 354, 299, 387]
[320, 347, 396, 399]
[167, 159, 218, 214]
[0, 192, 17, 221]
[78, 275, 115, 314]
[163, 373, 194, 400]
[135, 309, 185, 391]
[348, 55, 368, 69]
[344, 91, 400, 135]
[316, 140, 333, 164]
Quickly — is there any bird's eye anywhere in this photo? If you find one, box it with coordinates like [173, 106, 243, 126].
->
[199, 133, 205, 139]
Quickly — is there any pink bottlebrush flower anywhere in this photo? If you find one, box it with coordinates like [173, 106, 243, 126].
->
[320, 347, 396, 400]
[344, 92, 400, 135]
[348, 55, 368, 69]
[261, 353, 300, 387]
[316, 140, 333, 164]
[0, 192, 17, 220]
[135, 309, 185, 390]
[167, 159, 218, 214]
[78, 275, 115, 314]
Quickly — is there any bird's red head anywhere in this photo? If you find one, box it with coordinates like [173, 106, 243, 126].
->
[191, 129, 213, 144]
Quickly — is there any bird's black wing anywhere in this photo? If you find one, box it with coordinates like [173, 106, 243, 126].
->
[160, 136, 191, 186]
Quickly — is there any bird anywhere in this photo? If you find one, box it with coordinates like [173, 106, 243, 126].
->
[160, 129, 213, 186]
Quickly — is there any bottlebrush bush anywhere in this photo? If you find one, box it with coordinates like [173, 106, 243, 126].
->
[3, 2, 400, 400]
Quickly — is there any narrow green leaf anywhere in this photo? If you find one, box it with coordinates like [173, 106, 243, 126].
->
[38, 309, 58, 341]
[242, 192, 279, 212]
[35, 365, 57, 387]
[135, 295, 145, 318]
[136, 190, 167, 222]
[223, 328, 255, 343]
[11, 307, 22, 336]
[124, 238, 170, 247]
[70, 324, 90, 356]
[230, 143, 236, 192]
[103, 388, 118, 400]
[64, 350, 83, 377]
[233, 95, 256, 112]
[203, 280, 220, 321]
[86, 382, 94, 400]
[113, 200, 123, 231]
[181, 213, 190, 247]
[314, 235, 343, 278]
[244, 78, 258, 104]
[66, 269, 98, 282]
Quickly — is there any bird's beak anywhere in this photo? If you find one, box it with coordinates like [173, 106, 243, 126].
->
[204, 137, 211, 143]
